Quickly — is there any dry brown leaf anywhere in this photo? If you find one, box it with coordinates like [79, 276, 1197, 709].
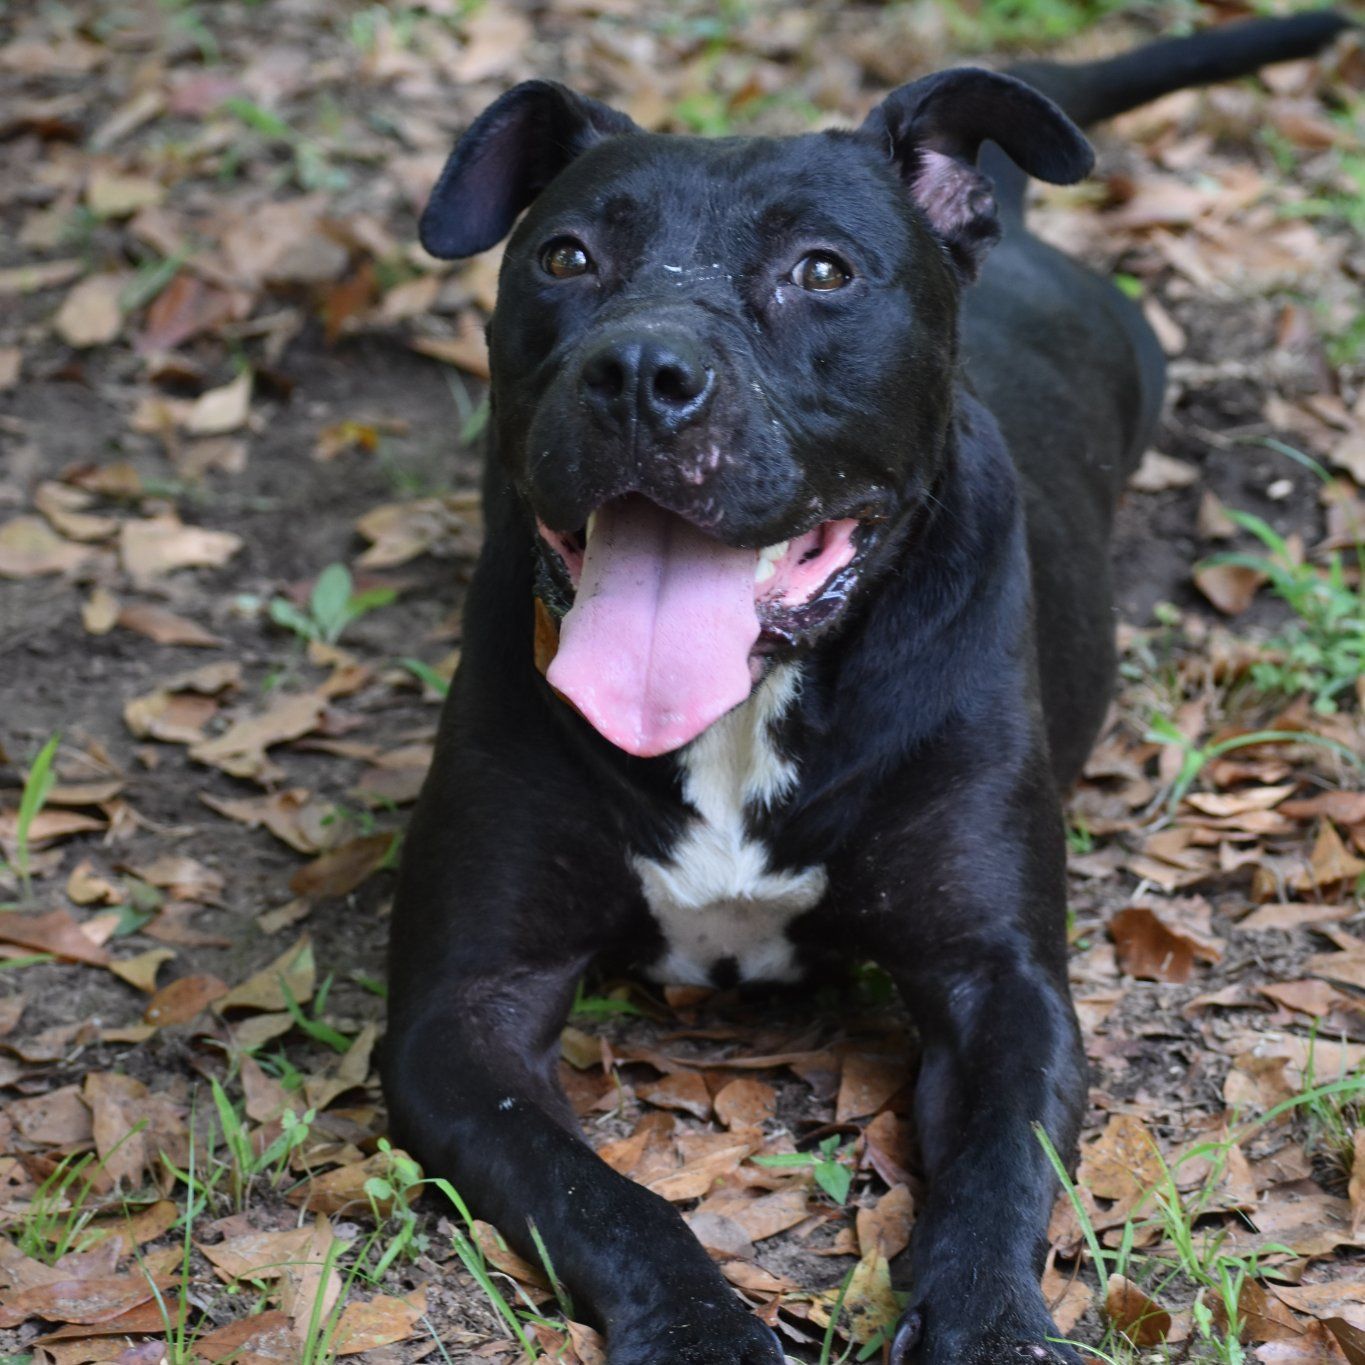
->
[0, 516, 94, 578]
[0, 910, 111, 966]
[1260, 979, 1349, 1018]
[1193, 561, 1266, 615]
[691, 1184, 809, 1241]
[190, 1309, 293, 1364]
[198, 1228, 314, 1283]
[1130, 450, 1199, 492]
[86, 170, 164, 218]
[836, 1052, 905, 1122]
[0, 1273, 158, 1328]
[410, 315, 490, 378]
[201, 789, 335, 854]
[289, 833, 393, 899]
[713, 1077, 776, 1130]
[116, 602, 223, 647]
[0, 259, 84, 294]
[119, 515, 242, 585]
[1105, 1274, 1172, 1345]
[354, 494, 482, 568]
[1078, 1114, 1162, 1205]
[1239, 903, 1355, 932]
[186, 371, 252, 436]
[215, 936, 315, 1013]
[856, 1183, 914, 1259]
[53, 274, 124, 348]
[1293, 822, 1365, 893]
[189, 691, 326, 781]
[33, 483, 118, 542]
[108, 948, 175, 994]
[1109, 902, 1224, 982]
[81, 587, 119, 635]
[333, 1288, 426, 1355]
[637, 1071, 713, 1120]
[123, 689, 220, 744]
[808, 1248, 899, 1345]
[143, 973, 229, 1027]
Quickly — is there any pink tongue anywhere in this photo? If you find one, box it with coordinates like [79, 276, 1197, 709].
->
[546, 496, 760, 757]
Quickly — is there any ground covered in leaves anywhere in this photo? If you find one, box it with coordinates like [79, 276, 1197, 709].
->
[2, 0, 1365, 1362]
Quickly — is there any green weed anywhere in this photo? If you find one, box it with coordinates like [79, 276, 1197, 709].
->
[400, 657, 451, 699]
[8, 1151, 106, 1264]
[1, 733, 60, 904]
[268, 563, 396, 646]
[1199, 496, 1363, 713]
[1145, 714, 1362, 812]
[220, 96, 349, 192]
[207, 1077, 316, 1211]
[939, 0, 1123, 48]
[753, 1135, 856, 1204]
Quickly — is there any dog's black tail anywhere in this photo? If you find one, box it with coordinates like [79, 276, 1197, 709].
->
[1006, 10, 1354, 129]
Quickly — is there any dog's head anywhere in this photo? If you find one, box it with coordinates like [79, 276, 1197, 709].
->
[421, 73, 1091, 757]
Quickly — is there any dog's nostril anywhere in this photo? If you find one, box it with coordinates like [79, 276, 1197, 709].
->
[652, 363, 704, 406]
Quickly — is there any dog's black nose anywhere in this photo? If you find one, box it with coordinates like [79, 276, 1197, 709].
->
[581, 337, 715, 437]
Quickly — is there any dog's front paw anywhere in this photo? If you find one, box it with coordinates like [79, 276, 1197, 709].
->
[608, 1310, 785, 1365]
[890, 1302, 1082, 1365]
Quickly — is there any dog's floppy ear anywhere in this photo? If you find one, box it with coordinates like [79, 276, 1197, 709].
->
[860, 69, 1092, 279]
[420, 81, 639, 260]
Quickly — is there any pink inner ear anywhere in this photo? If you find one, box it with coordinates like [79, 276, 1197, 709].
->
[911, 148, 998, 250]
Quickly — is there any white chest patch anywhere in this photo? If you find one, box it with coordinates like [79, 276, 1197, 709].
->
[633, 664, 827, 985]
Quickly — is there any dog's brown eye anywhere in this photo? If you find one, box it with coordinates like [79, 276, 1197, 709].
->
[542, 239, 591, 279]
[793, 252, 852, 292]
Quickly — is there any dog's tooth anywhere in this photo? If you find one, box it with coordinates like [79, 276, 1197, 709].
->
[754, 556, 776, 584]
[586, 511, 598, 542]
[759, 540, 789, 564]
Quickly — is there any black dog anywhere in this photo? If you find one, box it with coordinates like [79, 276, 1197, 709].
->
[383, 15, 1350, 1363]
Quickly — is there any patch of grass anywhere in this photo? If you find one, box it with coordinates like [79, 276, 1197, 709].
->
[8, 1150, 106, 1264]
[1198, 456, 1364, 715]
[282, 972, 354, 1054]
[754, 1135, 856, 1204]
[1300, 1030, 1364, 1183]
[1, 732, 60, 906]
[203, 1077, 316, 1211]
[1145, 714, 1362, 812]
[939, 0, 1124, 48]
[220, 95, 349, 192]
[400, 657, 452, 699]
[268, 563, 397, 646]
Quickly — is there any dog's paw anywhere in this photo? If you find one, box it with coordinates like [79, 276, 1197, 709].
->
[890, 1304, 1082, 1365]
[608, 1311, 785, 1365]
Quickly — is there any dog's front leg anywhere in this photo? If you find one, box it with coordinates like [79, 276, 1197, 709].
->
[383, 939, 783, 1364]
[860, 766, 1087, 1365]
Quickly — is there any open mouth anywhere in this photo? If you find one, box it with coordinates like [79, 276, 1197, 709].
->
[534, 495, 872, 758]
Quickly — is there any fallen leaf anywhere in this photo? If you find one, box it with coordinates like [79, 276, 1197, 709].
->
[637, 1071, 713, 1121]
[1105, 1274, 1172, 1346]
[0, 516, 94, 578]
[189, 691, 326, 781]
[1194, 562, 1267, 615]
[214, 936, 315, 1013]
[856, 1183, 914, 1259]
[119, 515, 242, 585]
[86, 170, 164, 218]
[1078, 1114, 1163, 1206]
[186, 370, 253, 435]
[143, 974, 229, 1027]
[1109, 902, 1224, 982]
[116, 602, 223, 647]
[53, 274, 125, 348]
[108, 948, 175, 994]
[289, 833, 393, 899]
[333, 1288, 425, 1355]
[713, 1077, 776, 1130]
[0, 910, 111, 966]
[836, 1052, 905, 1122]
[1130, 450, 1199, 492]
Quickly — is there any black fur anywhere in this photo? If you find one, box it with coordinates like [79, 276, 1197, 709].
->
[384, 16, 1352, 1365]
